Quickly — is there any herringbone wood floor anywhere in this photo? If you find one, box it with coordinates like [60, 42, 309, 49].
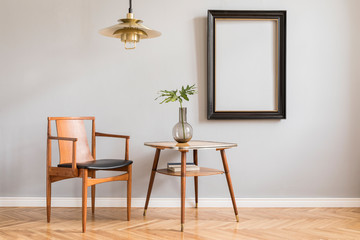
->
[0, 207, 360, 240]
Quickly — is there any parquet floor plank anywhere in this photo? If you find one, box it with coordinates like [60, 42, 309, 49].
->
[0, 207, 359, 239]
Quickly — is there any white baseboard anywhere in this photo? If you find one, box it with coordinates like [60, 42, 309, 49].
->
[1, 197, 360, 208]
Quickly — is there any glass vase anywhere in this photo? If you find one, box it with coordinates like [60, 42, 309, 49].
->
[172, 107, 193, 143]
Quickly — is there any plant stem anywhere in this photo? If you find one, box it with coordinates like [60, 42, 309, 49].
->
[180, 103, 186, 140]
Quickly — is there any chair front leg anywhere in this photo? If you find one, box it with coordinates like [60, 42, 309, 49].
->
[90, 170, 96, 214]
[46, 174, 51, 223]
[81, 169, 88, 233]
[127, 164, 132, 221]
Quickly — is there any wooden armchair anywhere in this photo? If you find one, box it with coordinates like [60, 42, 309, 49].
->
[46, 117, 132, 232]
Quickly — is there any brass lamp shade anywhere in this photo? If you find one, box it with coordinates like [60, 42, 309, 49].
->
[99, 13, 161, 49]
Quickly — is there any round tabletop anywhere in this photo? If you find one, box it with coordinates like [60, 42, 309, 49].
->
[144, 140, 237, 151]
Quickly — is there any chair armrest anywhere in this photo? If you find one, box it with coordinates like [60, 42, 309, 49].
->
[47, 135, 78, 176]
[95, 132, 130, 139]
[95, 132, 130, 160]
[48, 136, 78, 142]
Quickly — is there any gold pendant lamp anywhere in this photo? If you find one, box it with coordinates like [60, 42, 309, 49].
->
[99, 0, 161, 50]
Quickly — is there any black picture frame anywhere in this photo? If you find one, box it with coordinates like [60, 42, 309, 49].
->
[207, 10, 286, 119]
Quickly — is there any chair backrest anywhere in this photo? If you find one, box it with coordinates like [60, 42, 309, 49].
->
[55, 119, 94, 164]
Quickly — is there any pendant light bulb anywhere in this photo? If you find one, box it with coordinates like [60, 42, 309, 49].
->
[99, 0, 161, 50]
[125, 40, 136, 50]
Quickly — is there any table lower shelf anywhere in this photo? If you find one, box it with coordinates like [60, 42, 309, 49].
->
[156, 167, 224, 177]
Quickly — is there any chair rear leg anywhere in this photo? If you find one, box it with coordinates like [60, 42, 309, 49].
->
[90, 171, 96, 214]
[46, 176, 51, 223]
[82, 169, 88, 233]
[127, 165, 132, 221]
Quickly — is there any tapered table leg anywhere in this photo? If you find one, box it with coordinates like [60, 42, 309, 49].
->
[220, 149, 239, 222]
[143, 148, 161, 216]
[180, 151, 187, 232]
[193, 150, 198, 208]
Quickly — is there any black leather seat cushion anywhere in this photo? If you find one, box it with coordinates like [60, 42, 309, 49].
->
[58, 159, 133, 170]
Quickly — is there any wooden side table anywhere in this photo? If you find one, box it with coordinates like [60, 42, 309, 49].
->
[143, 140, 239, 232]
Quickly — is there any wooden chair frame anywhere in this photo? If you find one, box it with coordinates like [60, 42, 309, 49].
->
[46, 117, 132, 232]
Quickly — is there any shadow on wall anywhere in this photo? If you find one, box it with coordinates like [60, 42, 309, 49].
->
[193, 16, 208, 123]
[347, 1, 360, 194]
[193, 15, 283, 125]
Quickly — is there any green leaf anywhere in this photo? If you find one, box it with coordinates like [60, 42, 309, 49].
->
[155, 84, 197, 105]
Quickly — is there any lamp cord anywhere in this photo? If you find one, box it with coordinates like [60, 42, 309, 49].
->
[129, 0, 133, 13]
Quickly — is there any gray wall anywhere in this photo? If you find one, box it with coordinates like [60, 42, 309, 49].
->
[1, 0, 360, 198]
